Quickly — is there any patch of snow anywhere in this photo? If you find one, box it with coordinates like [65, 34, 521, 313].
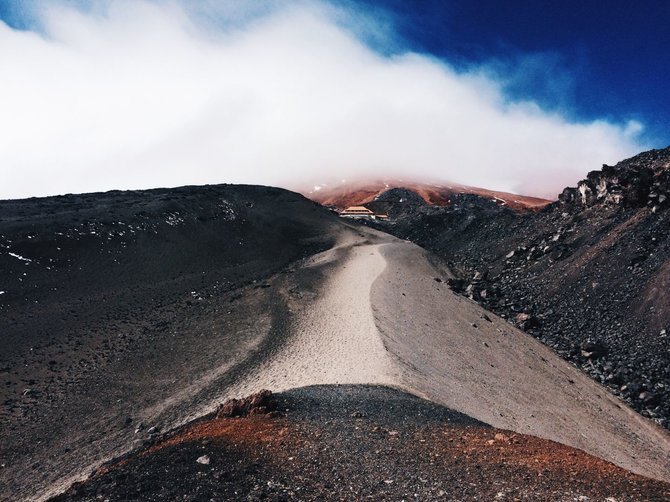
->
[165, 212, 184, 227]
[217, 200, 236, 221]
[8, 252, 31, 263]
[578, 182, 591, 205]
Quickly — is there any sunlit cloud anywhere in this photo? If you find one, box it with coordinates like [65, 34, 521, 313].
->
[0, 0, 647, 199]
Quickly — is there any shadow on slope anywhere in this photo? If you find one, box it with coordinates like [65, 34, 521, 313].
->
[0, 184, 342, 501]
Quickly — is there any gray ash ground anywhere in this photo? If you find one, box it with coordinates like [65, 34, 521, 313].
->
[0, 184, 341, 500]
[51, 387, 670, 501]
[368, 147, 670, 430]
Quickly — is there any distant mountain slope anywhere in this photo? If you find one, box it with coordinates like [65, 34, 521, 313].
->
[370, 146, 670, 431]
[299, 179, 551, 211]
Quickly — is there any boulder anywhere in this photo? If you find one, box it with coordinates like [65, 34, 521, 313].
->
[580, 340, 607, 359]
[217, 390, 279, 418]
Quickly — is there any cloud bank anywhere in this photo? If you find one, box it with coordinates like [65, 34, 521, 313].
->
[0, 0, 647, 199]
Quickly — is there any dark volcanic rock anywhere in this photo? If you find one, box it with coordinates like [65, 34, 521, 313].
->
[559, 147, 670, 210]
[365, 187, 431, 219]
[581, 340, 608, 360]
[368, 146, 670, 430]
[0, 184, 341, 500]
[217, 389, 279, 418]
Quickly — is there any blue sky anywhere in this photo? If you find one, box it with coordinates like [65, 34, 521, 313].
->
[347, 0, 670, 144]
[0, 0, 665, 199]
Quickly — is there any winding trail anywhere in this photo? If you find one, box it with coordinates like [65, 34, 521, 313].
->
[227, 236, 398, 396]
[224, 225, 670, 482]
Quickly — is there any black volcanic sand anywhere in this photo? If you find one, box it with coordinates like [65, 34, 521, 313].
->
[0, 185, 342, 500]
[51, 385, 670, 501]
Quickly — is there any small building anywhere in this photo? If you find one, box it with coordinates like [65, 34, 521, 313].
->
[339, 206, 389, 220]
[340, 206, 374, 218]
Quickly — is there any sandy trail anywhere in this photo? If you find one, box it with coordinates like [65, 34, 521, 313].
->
[227, 233, 399, 397]
[221, 225, 670, 482]
[27, 225, 670, 500]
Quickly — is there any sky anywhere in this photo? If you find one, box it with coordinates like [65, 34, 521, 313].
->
[0, 0, 668, 200]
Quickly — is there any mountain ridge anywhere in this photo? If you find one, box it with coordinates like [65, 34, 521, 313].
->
[299, 179, 552, 212]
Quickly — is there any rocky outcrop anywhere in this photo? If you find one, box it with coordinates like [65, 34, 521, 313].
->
[216, 390, 279, 418]
[365, 187, 431, 219]
[368, 146, 670, 430]
[559, 147, 670, 210]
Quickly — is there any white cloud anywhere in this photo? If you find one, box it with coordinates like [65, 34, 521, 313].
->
[0, 0, 647, 200]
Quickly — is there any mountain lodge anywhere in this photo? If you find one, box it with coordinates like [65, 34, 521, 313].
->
[339, 206, 388, 220]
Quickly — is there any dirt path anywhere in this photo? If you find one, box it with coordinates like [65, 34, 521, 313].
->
[217, 225, 670, 482]
[19, 224, 670, 500]
[226, 232, 400, 397]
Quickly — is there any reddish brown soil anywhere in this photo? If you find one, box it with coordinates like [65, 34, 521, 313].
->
[52, 386, 670, 501]
[300, 179, 552, 211]
[148, 417, 670, 490]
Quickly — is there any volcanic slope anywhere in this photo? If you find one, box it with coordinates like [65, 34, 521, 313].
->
[374, 146, 670, 429]
[47, 225, 670, 500]
[0, 185, 342, 501]
[207, 225, 670, 484]
[2, 185, 669, 500]
[300, 179, 551, 211]
[53, 386, 670, 502]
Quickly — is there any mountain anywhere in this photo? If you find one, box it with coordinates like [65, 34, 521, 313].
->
[2, 155, 670, 500]
[367, 146, 670, 431]
[299, 179, 552, 212]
